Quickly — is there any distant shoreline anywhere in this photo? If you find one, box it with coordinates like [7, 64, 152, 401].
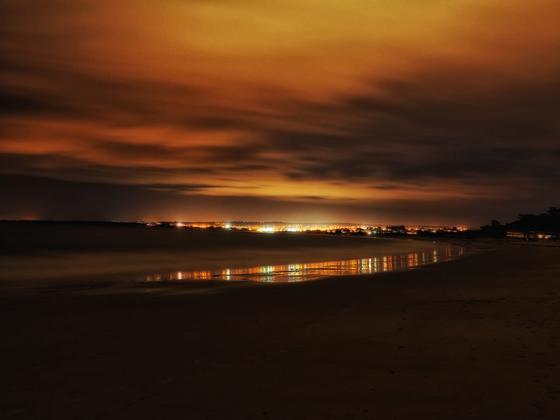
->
[1, 225, 462, 290]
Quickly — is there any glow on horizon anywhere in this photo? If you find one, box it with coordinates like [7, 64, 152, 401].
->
[1, 1, 559, 224]
[163, 221, 470, 234]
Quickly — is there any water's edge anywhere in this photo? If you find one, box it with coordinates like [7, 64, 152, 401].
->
[143, 244, 465, 283]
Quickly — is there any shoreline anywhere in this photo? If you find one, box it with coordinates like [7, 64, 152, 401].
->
[0, 233, 461, 287]
[3, 241, 560, 419]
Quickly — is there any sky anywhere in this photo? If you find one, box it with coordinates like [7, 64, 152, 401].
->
[1, 0, 560, 225]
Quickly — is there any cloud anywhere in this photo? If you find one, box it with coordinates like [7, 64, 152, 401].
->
[1, 1, 560, 224]
[0, 174, 554, 226]
[262, 72, 560, 191]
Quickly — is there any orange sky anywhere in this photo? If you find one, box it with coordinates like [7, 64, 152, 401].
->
[1, 0, 560, 224]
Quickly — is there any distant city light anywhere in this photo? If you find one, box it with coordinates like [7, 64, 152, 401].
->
[150, 220, 473, 236]
[258, 226, 276, 233]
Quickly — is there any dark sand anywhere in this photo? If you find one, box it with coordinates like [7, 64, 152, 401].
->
[2, 241, 560, 419]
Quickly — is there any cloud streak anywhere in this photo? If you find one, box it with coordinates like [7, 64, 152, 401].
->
[1, 0, 560, 224]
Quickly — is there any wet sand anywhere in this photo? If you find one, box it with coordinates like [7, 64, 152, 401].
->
[2, 241, 560, 419]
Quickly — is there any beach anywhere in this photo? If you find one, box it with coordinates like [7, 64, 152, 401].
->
[3, 0, 560, 418]
[0, 223, 457, 286]
[2, 233, 560, 419]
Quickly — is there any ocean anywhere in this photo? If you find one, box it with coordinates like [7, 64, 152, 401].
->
[0, 222, 464, 287]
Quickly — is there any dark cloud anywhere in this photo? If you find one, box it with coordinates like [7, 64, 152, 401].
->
[144, 183, 218, 194]
[0, 153, 216, 185]
[0, 90, 77, 117]
[0, 59, 204, 126]
[262, 74, 560, 191]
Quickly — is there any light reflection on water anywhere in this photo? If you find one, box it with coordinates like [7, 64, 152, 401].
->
[144, 245, 464, 283]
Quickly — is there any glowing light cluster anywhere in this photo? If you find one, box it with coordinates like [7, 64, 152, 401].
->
[257, 226, 276, 233]
[148, 221, 471, 234]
